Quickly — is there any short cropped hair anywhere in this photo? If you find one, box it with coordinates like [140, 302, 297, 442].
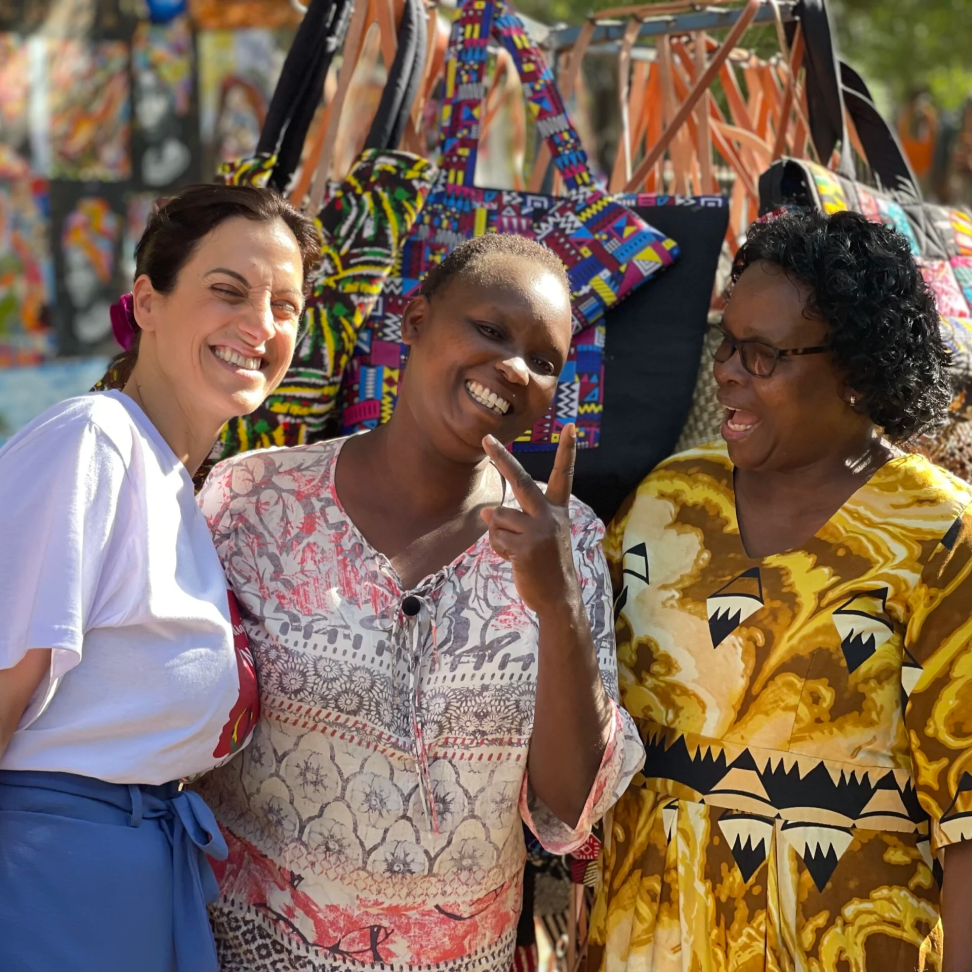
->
[420, 233, 571, 302]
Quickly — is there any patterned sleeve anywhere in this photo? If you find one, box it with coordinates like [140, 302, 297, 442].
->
[519, 500, 646, 854]
[196, 459, 238, 554]
[905, 500, 972, 856]
[195, 456, 257, 595]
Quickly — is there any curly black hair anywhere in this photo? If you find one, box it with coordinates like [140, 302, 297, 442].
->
[731, 208, 952, 441]
[420, 233, 570, 302]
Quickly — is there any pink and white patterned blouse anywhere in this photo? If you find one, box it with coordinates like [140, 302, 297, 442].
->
[193, 438, 643, 972]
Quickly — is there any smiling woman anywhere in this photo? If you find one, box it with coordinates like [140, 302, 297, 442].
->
[589, 210, 972, 972]
[190, 233, 644, 972]
[0, 183, 318, 972]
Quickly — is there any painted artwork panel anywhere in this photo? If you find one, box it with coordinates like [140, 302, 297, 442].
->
[0, 167, 55, 367]
[120, 191, 156, 283]
[0, 34, 30, 158]
[46, 39, 131, 181]
[19, 0, 140, 36]
[0, 357, 110, 445]
[132, 15, 199, 189]
[50, 182, 126, 355]
[197, 29, 291, 179]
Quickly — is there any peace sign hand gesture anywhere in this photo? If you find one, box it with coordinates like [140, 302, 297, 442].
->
[481, 424, 579, 617]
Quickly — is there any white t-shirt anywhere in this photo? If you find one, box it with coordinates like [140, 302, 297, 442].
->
[0, 391, 259, 784]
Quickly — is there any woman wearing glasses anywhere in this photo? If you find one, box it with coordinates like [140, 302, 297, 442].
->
[589, 209, 972, 971]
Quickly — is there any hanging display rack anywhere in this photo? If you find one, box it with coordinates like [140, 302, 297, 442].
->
[546, 0, 798, 53]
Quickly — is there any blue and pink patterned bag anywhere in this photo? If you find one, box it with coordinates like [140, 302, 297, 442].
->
[340, 0, 679, 451]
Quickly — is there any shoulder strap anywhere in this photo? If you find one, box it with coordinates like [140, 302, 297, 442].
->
[793, 0, 848, 174]
[437, 0, 596, 194]
[839, 62, 920, 197]
[795, 0, 919, 195]
[258, 0, 354, 193]
[364, 0, 426, 150]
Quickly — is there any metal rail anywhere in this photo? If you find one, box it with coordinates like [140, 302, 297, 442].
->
[546, 1, 798, 53]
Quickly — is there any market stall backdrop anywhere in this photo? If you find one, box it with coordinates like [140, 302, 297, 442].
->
[0, 0, 549, 445]
[2, 0, 969, 455]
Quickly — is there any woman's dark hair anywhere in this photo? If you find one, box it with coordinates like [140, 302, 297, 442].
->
[731, 208, 952, 441]
[420, 233, 571, 302]
[135, 183, 319, 295]
[95, 183, 319, 390]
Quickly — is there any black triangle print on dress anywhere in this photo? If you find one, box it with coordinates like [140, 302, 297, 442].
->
[939, 772, 972, 845]
[706, 567, 763, 649]
[781, 822, 853, 892]
[900, 645, 924, 711]
[622, 542, 649, 585]
[941, 516, 962, 551]
[832, 589, 894, 674]
[718, 811, 773, 883]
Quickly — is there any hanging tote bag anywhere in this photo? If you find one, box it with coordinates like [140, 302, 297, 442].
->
[209, 0, 439, 459]
[340, 0, 680, 452]
[760, 0, 972, 479]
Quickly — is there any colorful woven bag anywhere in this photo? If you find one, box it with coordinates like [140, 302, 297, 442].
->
[208, 0, 438, 459]
[340, 0, 679, 452]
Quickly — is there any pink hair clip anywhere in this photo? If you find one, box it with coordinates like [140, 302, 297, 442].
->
[110, 293, 138, 351]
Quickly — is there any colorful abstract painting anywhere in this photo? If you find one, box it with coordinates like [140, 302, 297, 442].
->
[46, 39, 131, 181]
[0, 151, 54, 367]
[0, 34, 30, 157]
[53, 189, 123, 351]
[119, 191, 156, 284]
[0, 357, 110, 445]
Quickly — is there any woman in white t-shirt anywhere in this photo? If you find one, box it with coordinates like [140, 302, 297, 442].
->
[0, 184, 319, 972]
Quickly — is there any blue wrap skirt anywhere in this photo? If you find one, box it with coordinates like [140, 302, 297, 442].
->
[0, 769, 227, 972]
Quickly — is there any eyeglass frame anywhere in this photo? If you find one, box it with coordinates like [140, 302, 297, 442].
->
[706, 324, 830, 378]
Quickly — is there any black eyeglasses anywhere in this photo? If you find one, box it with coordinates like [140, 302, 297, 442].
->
[707, 325, 829, 378]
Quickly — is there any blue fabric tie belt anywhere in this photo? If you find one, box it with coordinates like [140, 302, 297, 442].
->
[0, 769, 228, 972]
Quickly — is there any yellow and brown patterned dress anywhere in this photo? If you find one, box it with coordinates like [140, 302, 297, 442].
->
[589, 441, 972, 972]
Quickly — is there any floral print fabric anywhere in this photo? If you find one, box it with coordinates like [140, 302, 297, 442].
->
[193, 438, 643, 972]
[589, 441, 972, 972]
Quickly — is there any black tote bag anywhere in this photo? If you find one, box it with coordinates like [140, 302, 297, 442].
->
[518, 196, 729, 523]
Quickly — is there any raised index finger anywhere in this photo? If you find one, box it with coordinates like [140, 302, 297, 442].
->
[482, 435, 546, 516]
[545, 423, 576, 507]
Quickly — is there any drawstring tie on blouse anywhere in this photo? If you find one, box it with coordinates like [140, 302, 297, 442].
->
[377, 567, 444, 834]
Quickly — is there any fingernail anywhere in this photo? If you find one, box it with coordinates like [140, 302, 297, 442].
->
[484, 434, 499, 447]
[565, 423, 576, 437]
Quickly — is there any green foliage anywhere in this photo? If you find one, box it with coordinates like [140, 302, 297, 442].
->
[514, 0, 972, 112]
[834, 0, 972, 110]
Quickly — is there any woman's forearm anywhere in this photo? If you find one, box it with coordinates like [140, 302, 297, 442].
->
[943, 841, 972, 972]
[527, 600, 613, 828]
[0, 648, 51, 761]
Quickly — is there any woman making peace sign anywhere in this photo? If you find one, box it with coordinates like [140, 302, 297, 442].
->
[193, 234, 644, 971]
